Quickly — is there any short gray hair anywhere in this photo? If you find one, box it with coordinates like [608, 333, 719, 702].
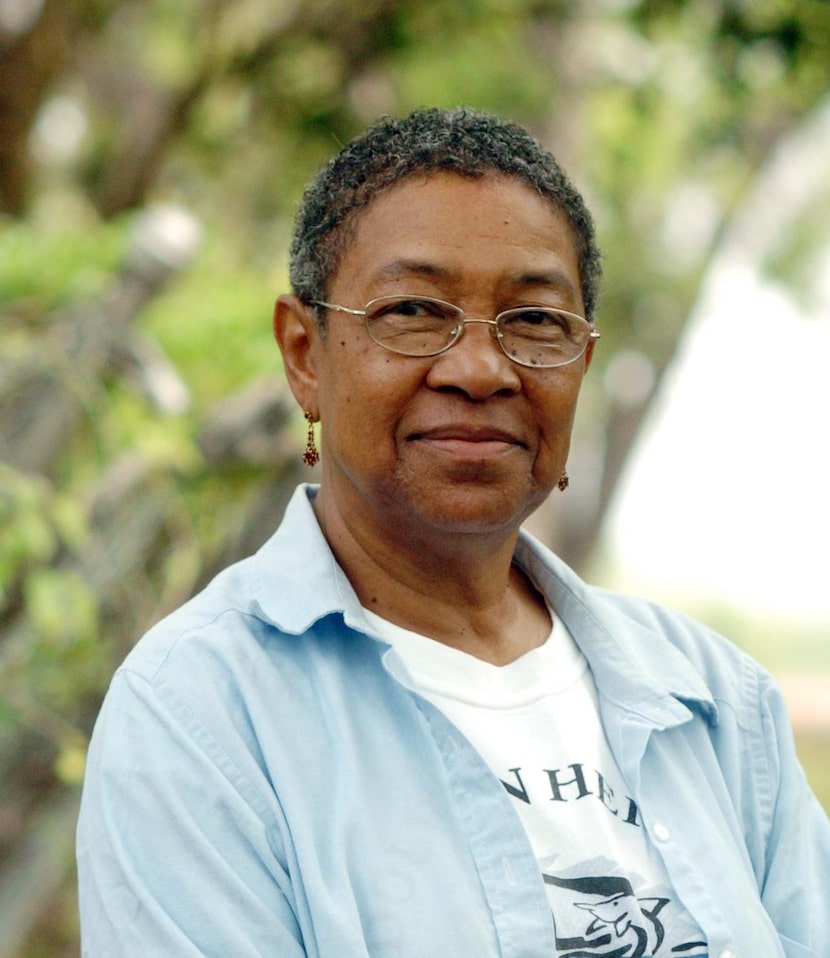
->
[289, 107, 602, 322]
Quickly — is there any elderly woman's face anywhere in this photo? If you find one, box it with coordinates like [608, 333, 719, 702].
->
[305, 171, 593, 542]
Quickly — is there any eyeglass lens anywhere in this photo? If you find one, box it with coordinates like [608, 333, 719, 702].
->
[364, 296, 592, 367]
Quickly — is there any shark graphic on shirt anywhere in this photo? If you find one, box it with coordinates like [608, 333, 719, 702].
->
[543, 873, 707, 957]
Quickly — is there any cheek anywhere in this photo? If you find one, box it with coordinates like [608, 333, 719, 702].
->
[533, 381, 584, 442]
[324, 364, 395, 431]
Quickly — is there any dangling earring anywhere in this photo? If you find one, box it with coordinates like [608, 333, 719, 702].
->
[303, 411, 319, 467]
[557, 468, 569, 491]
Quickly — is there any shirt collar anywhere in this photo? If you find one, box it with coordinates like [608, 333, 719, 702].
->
[515, 530, 718, 728]
[251, 484, 717, 727]
[250, 484, 365, 633]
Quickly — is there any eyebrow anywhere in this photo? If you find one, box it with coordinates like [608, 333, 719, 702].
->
[369, 259, 580, 299]
[369, 260, 457, 285]
[510, 269, 580, 300]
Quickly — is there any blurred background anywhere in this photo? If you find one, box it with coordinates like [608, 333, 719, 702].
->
[1, 0, 828, 953]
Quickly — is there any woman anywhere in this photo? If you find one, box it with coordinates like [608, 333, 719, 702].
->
[77, 108, 829, 957]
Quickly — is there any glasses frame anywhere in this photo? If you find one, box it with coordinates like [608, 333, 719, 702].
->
[309, 295, 600, 369]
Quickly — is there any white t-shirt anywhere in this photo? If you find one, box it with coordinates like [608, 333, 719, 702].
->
[365, 607, 708, 957]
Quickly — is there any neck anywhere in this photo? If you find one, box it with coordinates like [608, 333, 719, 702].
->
[313, 489, 551, 665]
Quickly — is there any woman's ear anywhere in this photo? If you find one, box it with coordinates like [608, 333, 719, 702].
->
[273, 294, 320, 416]
[584, 337, 597, 373]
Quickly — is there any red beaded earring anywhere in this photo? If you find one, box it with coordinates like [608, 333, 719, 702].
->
[303, 411, 319, 467]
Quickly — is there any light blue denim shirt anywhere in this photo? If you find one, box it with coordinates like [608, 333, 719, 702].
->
[77, 485, 830, 957]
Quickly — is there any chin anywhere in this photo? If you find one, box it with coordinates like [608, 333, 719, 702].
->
[411, 483, 546, 537]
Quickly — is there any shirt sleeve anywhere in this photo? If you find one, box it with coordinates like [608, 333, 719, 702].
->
[76, 668, 308, 958]
[755, 669, 830, 956]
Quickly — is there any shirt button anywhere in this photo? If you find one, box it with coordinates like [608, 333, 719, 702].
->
[718, 950, 737, 958]
[651, 823, 671, 843]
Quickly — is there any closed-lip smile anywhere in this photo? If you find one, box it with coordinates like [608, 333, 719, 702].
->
[409, 425, 526, 448]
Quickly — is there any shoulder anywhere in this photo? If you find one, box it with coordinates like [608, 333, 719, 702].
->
[594, 585, 755, 678]
[103, 529, 381, 757]
[117, 482, 343, 687]
[517, 530, 783, 724]
[118, 551, 267, 684]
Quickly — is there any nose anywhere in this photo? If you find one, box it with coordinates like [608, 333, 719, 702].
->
[425, 318, 522, 399]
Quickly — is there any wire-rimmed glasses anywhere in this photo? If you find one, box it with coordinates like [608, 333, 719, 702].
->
[310, 295, 599, 369]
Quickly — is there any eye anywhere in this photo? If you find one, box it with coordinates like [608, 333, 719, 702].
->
[509, 308, 568, 328]
[364, 296, 461, 355]
[386, 298, 450, 318]
[501, 307, 575, 336]
[368, 297, 459, 325]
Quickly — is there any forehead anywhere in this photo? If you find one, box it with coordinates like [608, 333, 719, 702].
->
[331, 172, 582, 304]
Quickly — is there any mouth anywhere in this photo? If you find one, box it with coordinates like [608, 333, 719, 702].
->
[408, 425, 527, 454]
